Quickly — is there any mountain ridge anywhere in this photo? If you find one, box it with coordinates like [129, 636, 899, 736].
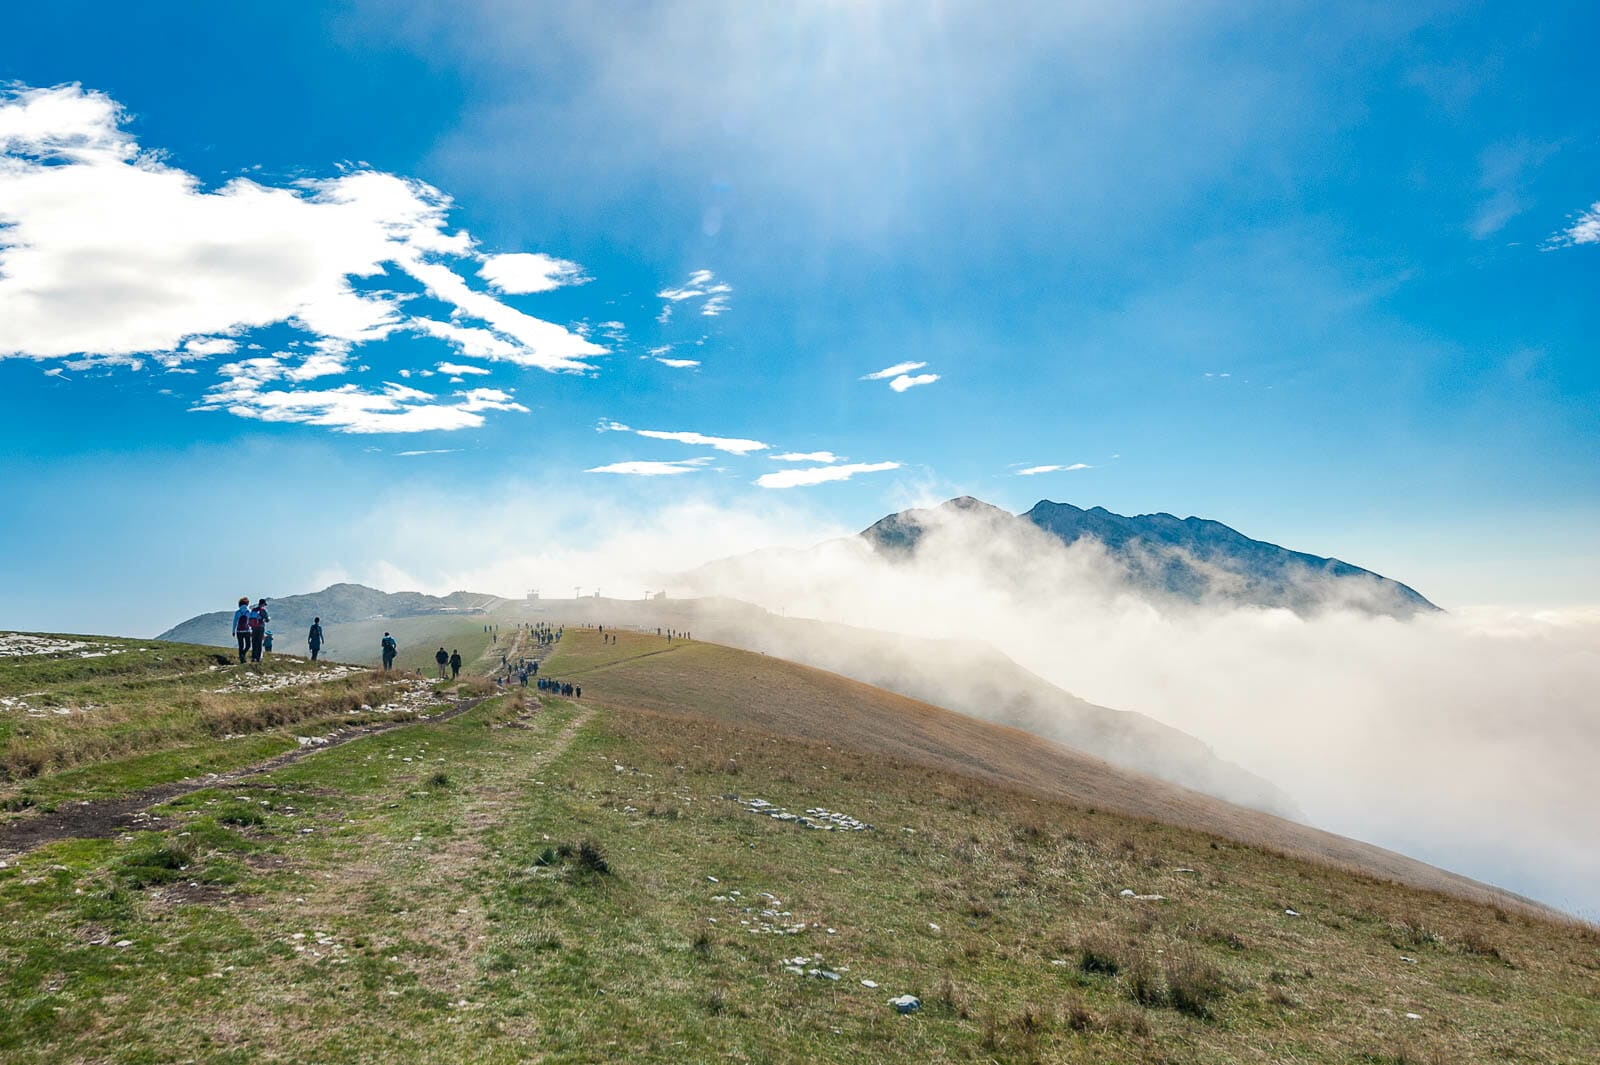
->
[859, 496, 1438, 617]
[156, 582, 509, 645]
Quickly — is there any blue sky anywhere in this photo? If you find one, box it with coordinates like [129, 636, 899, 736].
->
[2, 1, 1598, 635]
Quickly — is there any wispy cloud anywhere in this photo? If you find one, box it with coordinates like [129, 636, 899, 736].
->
[756, 461, 900, 489]
[586, 457, 715, 476]
[654, 357, 701, 369]
[1015, 463, 1091, 476]
[657, 269, 732, 319]
[1547, 201, 1600, 248]
[0, 83, 603, 432]
[597, 421, 768, 455]
[888, 372, 939, 392]
[861, 360, 926, 381]
[437, 362, 491, 376]
[193, 357, 527, 433]
[396, 449, 463, 457]
[636, 429, 766, 454]
[478, 252, 589, 294]
[772, 451, 840, 463]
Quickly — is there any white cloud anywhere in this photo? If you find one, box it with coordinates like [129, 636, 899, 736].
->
[183, 337, 238, 357]
[773, 451, 840, 463]
[436, 361, 491, 376]
[598, 420, 767, 454]
[889, 372, 940, 392]
[395, 448, 462, 456]
[478, 251, 589, 293]
[755, 461, 900, 488]
[586, 457, 715, 476]
[193, 356, 526, 433]
[654, 357, 701, 369]
[648, 345, 673, 356]
[285, 353, 351, 382]
[1015, 463, 1091, 476]
[657, 269, 731, 318]
[861, 360, 926, 381]
[0, 83, 604, 432]
[1547, 201, 1600, 248]
[635, 429, 768, 454]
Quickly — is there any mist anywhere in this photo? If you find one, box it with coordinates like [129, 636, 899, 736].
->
[666, 501, 1600, 918]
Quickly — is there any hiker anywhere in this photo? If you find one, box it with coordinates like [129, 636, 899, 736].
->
[434, 646, 449, 679]
[250, 599, 270, 663]
[575, 684, 582, 700]
[307, 617, 325, 661]
[232, 597, 252, 663]
[262, 629, 274, 656]
[381, 632, 397, 671]
[519, 667, 529, 688]
[449, 649, 462, 679]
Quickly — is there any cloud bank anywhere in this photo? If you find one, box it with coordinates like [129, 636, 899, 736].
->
[673, 500, 1600, 916]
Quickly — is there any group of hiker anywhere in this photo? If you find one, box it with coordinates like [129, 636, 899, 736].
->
[230, 598, 273, 663]
[537, 676, 579, 698]
[433, 646, 464, 679]
[226, 601, 597, 706]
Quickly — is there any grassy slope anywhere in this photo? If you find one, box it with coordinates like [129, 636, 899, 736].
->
[0, 630, 1595, 1063]
[551, 632, 1532, 910]
[0, 635, 478, 818]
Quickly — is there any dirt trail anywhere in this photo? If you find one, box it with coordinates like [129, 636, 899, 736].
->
[0, 693, 494, 858]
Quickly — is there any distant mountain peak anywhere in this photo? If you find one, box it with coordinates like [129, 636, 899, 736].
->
[863, 496, 1438, 617]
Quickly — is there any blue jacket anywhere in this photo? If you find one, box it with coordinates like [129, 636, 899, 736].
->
[308, 624, 323, 645]
[232, 606, 252, 634]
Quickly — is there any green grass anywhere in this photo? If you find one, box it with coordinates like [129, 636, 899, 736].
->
[0, 634, 453, 815]
[0, 630, 1595, 1062]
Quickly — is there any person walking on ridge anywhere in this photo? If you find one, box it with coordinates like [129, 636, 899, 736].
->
[448, 649, 462, 680]
[249, 599, 270, 663]
[381, 632, 397, 671]
[434, 646, 449, 679]
[307, 617, 324, 661]
[232, 597, 252, 663]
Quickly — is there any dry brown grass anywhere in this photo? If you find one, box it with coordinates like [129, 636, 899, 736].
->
[559, 635, 1552, 915]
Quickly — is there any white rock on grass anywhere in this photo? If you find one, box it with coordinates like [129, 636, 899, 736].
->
[861, 979, 878, 989]
[889, 994, 921, 1014]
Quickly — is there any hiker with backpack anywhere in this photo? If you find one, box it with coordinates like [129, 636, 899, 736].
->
[232, 597, 252, 663]
[307, 617, 324, 661]
[263, 629, 274, 656]
[250, 599, 270, 663]
[449, 649, 462, 679]
[434, 646, 449, 679]
[381, 632, 397, 671]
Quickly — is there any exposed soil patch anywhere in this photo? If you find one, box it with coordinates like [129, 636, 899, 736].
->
[0, 695, 490, 857]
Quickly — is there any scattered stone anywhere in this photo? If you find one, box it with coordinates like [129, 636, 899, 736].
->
[113, 940, 132, 948]
[861, 979, 878, 989]
[1284, 909, 1301, 917]
[1400, 956, 1418, 964]
[727, 796, 872, 831]
[889, 994, 921, 1014]
[706, 875, 719, 883]
[1405, 1012, 1422, 1020]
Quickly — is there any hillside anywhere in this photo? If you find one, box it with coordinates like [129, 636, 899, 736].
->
[157, 583, 509, 646]
[159, 592, 1290, 816]
[0, 627, 1593, 1064]
[861, 497, 1439, 617]
[533, 597, 1297, 817]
